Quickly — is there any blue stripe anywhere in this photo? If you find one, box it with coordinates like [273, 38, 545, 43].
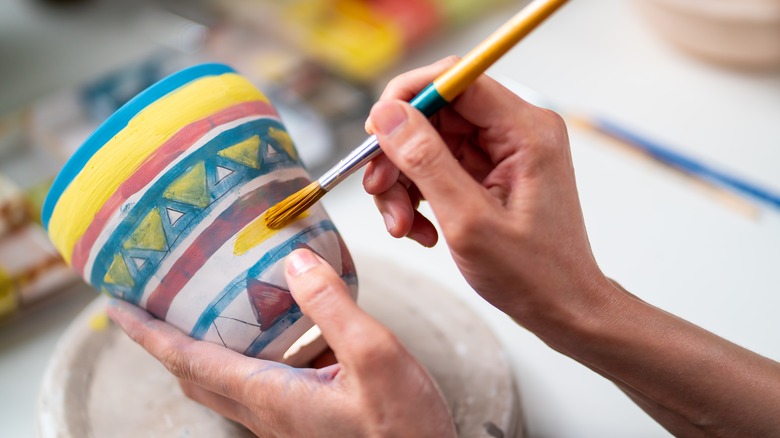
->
[189, 221, 338, 340]
[42, 63, 236, 230]
[244, 306, 304, 357]
[91, 118, 299, 300]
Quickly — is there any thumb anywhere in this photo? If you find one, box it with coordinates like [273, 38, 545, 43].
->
[369, 99, 486, 220]
[284, 249, 383, 366]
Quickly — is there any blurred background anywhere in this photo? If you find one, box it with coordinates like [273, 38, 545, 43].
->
[0, 0, 520, 323]
[1, 0, 779, 436]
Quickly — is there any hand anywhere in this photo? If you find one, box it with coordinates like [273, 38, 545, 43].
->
[366, 58, 780, 437]
[108, 248, 456, 438]
[364, 57, 611, 327]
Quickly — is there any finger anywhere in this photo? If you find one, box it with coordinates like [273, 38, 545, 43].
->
[406, 210, 438, 248]
[378, 56, 460, 102]
[178, 380, 251, 425]
[107, 299, 286, 405]
[369, 99, 489, 229]
[373, 181, 416, 238]
[449, 75, 554, 163]
[363, 153, 399, 195]
[452, 74, 537, 130]
[373, 181, 437, 246]
[380, 60, 539, 137]
[285, 249, 392, 368]
[378, 57, 551, 165]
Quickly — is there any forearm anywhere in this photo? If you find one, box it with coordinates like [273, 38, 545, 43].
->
[523, 277, 780, 436]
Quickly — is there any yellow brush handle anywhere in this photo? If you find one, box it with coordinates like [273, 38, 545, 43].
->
[433, 0, 569, 102]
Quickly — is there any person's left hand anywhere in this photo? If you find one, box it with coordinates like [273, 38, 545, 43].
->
[108, 248, 455, 438]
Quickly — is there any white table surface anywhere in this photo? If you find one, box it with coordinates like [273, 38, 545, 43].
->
[2, 0, 779, 437]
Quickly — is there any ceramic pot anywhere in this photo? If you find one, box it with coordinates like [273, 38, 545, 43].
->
[42, 64, 357, 365]
[635, 0, 780, 69]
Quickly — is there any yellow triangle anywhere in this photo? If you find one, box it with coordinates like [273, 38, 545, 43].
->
[217, 135, 262, 169]
[104, 254, 135, 287]
[268, 127, 297, 161]
[123, 208, 168, 251]
[163, 162, 209, 207]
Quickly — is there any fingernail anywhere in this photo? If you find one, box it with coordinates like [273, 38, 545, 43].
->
[107, 298, 125, 310]
[371, 101, 407, 136]
[408, 232, 435, 248]
[288, 250, 321, 277]
[105, 299, 126, 325]
[382, 212, 395, 232]
[363, 165, 375, 187]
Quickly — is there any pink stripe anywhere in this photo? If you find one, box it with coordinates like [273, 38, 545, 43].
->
[72, 101, 277, 275]
[145, 177, 309, 320]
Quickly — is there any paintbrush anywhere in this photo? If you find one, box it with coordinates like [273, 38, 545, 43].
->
[583, 116, 780, 211]
[264, 0, 569, 229]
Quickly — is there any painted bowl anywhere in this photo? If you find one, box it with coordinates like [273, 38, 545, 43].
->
[42, 64, 357, 365]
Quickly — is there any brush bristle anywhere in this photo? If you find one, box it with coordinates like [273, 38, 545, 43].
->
[265, 182, 326, 229]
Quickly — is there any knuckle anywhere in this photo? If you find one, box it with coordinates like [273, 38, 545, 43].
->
[384, 56, 459, 98]
[353, 328, 402, 366]
[160, 347, 187, 379]
[541, 108, 565, 130]
[441, 202, 508, 258]
[385, 70, 419, 96]
[396, 134, 444, 174]
[539, 109, 569, 146]
[445, 210, 491, 253]
[439, 55, 461, 67]
[385, 74, 407, 94]
[160, 341, 196, 381]
[519, 109, 570, 168]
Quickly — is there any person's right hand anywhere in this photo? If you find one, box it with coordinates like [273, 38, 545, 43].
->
[367, 58, 780, 438]
[364, 57, 613, 328]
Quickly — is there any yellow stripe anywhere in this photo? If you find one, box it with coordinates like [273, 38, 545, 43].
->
[233, 211, 309, 256]
[233, 214, 279, 256]
[48, 73, 268, 263]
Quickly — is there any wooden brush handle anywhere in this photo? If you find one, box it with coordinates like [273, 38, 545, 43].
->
[433, 0, 568, 102]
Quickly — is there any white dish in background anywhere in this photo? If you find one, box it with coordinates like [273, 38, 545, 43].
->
[635, 0, 780, 69]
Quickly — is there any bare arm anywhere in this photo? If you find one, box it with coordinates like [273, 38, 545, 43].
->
[533, 279, 780, 436]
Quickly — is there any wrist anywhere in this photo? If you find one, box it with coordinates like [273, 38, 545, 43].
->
[510, 269, 630, 348]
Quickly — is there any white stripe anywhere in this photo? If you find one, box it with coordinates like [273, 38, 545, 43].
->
[82, 114, 279, 280]
[138, 166, 311, 307]
[163, 204, 330, 333]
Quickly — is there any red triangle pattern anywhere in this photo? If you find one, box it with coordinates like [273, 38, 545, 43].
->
[246, 279, 295, 329]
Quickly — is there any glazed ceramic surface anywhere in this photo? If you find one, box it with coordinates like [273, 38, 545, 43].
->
[42, 64, 356, 361]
